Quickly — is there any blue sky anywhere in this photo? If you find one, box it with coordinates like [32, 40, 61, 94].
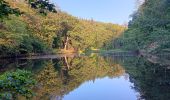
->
[51, 0, 137, 25]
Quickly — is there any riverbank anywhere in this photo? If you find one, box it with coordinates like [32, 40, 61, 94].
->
[88, 49, 138, 56]
[0, 49, 79, 59]
[0, 49, 136, 59]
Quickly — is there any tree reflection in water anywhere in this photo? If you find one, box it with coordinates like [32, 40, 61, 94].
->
[118, 56, 170, 100]
[33, 54, 125, 99]
[1, 54, 170, 100]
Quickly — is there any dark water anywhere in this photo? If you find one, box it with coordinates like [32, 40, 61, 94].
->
[0, 53, 170, 100]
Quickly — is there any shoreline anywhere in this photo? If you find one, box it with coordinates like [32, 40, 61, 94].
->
[0, 49, 137, 59]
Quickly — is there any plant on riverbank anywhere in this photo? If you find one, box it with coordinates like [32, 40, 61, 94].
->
[0, 69, 36, 99]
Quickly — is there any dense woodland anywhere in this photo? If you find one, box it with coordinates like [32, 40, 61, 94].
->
[0, 0, 125, 57]
[2, 0, 169, 56]
[115, 0, 170, 54]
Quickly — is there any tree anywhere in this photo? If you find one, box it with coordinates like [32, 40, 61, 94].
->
[25, 0, 57, 14]
[0, 0, 20, 21]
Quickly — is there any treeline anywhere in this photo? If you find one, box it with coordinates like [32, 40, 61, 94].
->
[115, 0, 170, 53]
[0, 0, 125, 57]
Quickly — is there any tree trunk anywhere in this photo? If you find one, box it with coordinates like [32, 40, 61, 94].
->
[64, 36, 69, 50]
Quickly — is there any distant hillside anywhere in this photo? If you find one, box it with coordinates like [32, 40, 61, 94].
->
[0, 0, 125, 57]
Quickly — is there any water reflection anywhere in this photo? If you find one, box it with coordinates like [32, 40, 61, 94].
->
[63, 76, 138, 100]
[119, 56, 170, 100]
[0, 54, 170, 100]
[32, 54, 126, 100]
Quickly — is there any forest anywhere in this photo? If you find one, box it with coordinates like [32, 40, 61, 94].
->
[0, 0, 125, 57]
[114, 0, 170, 54]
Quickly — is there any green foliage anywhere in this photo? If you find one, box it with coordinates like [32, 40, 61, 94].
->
[62, 19, 125, 51]
[0, 69, 36, 99]
[0, 15, 48, 56]
[117, 0, 170, 53]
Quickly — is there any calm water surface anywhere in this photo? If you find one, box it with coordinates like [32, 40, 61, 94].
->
[0, 53, 170, 100]
[63, 76, 138, 100]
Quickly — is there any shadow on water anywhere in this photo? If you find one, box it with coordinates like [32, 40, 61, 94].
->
[0, 53, 170, 100]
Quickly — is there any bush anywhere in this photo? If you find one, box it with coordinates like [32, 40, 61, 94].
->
[0, 69, 36, 99]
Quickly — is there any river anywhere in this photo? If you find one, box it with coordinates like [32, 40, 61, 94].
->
[0, 53, 170, 100]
